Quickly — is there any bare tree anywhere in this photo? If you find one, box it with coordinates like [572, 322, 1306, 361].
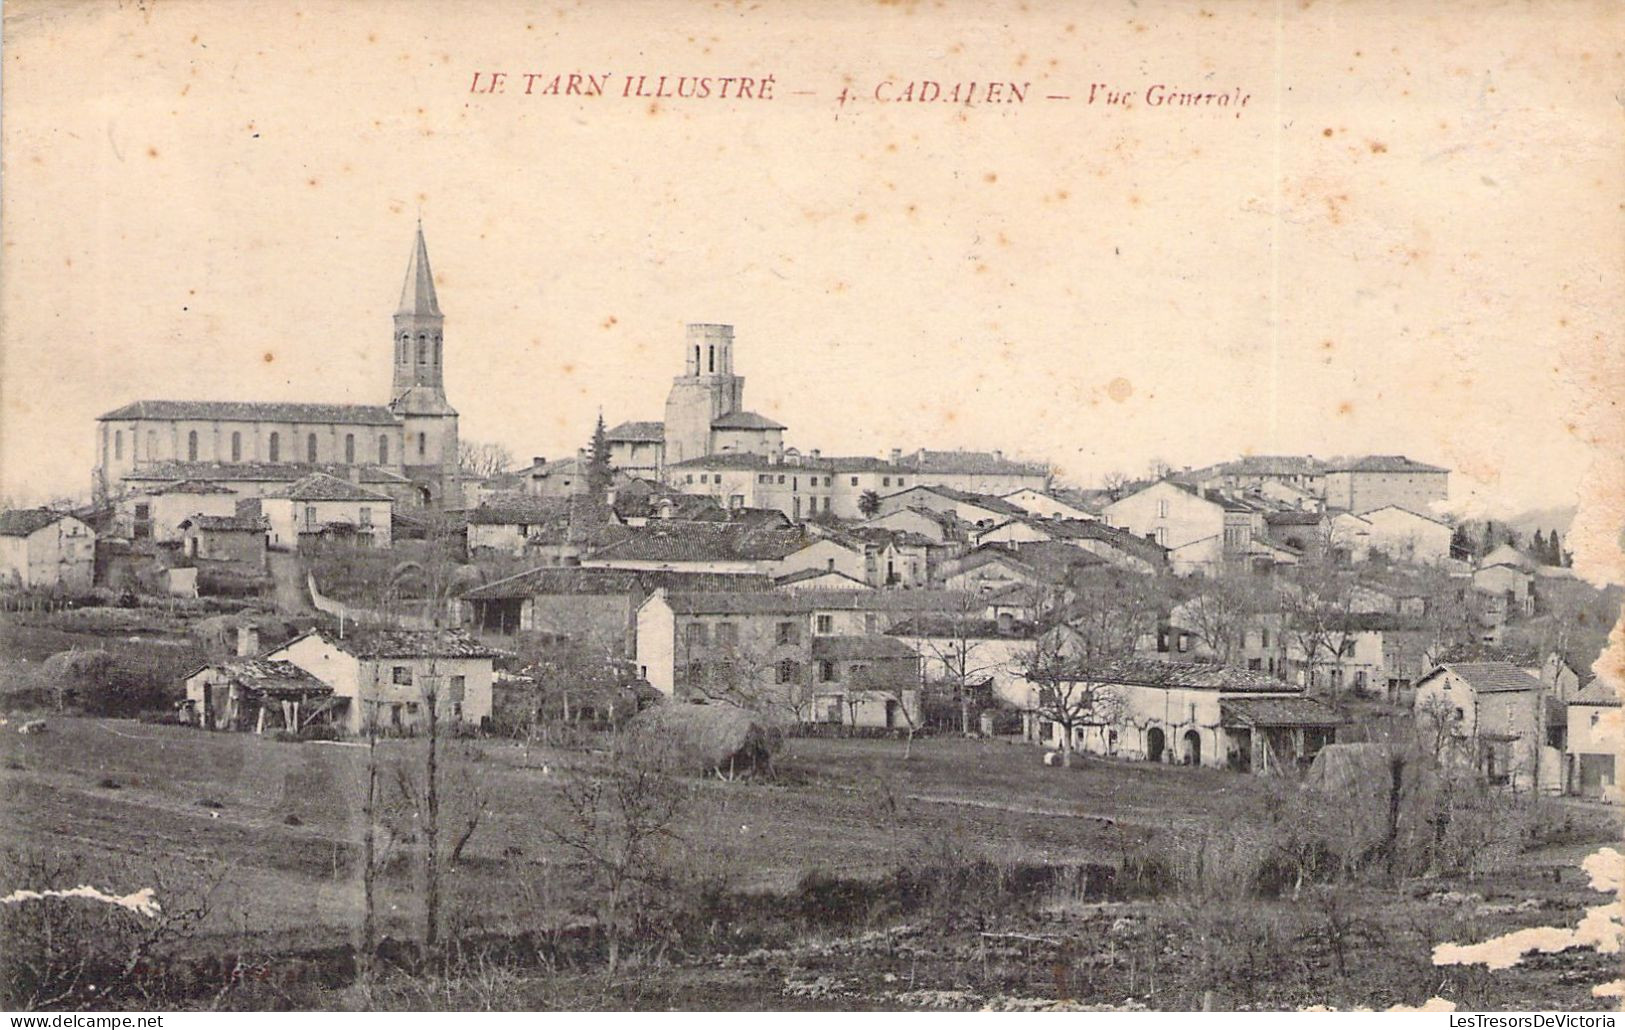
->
[546, 736, 691, 977]
[1278, 563, 1360, 699]
[1021, 635, 1123, 766]
[457, 439, 515, 479]
[1179, 569, 1267, 667]
[911, 592, 1002, 734]
[1099, 469, 1131, 499]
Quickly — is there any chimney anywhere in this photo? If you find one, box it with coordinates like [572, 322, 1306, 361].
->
[346, 466, 362, 485]
[236, 623, 259, 657]
[993, 450, 1004, 461]
[889, 448, 902, 463]
[532, 455, 546, 469]
[809, 449, 820, 461]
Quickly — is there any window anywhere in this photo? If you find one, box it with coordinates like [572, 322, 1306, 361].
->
[699, 474, 708, 484]
[1155, 527, 1168, 545]
[822, 497, 831, 511]
[417, 335, 428, 362]
[777, 475, 785, 484]
[707, 344, 715, 372]
[685, 474, 694, 484]
[187, 430, 198, 461]
[730, 495, 744, 508]
[230, 431, 241, 462]
[268, 432, 280, 462]
[775, 659, 799, 684]
[1248, 658, 1263, 670]
[1178, 633, 1190, 653]
[882, 477, 891, 487]
[418, 433, 426, 458]
[379, 436, 389, 463]
[686, 660, 705, 684]
[715, 622, 738, 647]
[448, 675, 466, 702]
[758, 474, 769, 484]
[307, 434, 318, 463]
[897, 478, 905, 487]
[685, 622, 709, 646]
[819, 660, 838, 682]
[1157, 499, 1170, 518]
[1260, 628, 1269, 647]
[304, 505, 317, 528]
[850, 476, 859, 486]
[433, 336, 441, 364]
[345, 434, 355, 464]
[114, 431, 123, 459]
[815, 614, 834, 635]
[147, 429, 157, 458]
[392, 666, 413, 686]
[864, 613, 878, 633]
[359, 506, 372, 527]
[775, 621, 800, 645]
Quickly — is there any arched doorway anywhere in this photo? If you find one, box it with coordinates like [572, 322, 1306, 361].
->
[1183, 730, 1202, 766]
[1145, 726, 1165, 763]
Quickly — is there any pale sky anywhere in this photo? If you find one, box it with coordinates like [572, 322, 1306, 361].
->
[3, 1, 1621, 539]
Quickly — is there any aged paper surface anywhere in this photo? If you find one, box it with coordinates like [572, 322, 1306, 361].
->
[4, 0, 1621, 573]
[0, 0, 1622, 1013]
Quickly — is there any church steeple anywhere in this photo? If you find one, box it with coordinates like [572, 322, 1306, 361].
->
[396, 221, 442, 318]
[391, 223, 446, 398]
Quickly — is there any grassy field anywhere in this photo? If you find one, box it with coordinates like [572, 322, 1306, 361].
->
[2, 716, 1619, 1010]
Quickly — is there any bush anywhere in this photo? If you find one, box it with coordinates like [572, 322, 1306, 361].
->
[297, 723, 342, 742]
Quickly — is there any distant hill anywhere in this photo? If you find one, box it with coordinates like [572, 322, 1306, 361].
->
[1501, 505, 1578, 541]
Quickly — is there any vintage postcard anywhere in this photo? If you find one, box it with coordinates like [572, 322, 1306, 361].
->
[1, 0, 1621, 1015]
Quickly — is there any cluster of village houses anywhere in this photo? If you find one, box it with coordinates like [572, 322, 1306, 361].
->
[3, 230, 1616, 798]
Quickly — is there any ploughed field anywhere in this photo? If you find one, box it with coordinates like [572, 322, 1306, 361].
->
[2, 718, 1618, 1010]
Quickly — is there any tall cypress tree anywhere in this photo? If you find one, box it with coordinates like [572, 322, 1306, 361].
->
[1533, 529, 1546, 563]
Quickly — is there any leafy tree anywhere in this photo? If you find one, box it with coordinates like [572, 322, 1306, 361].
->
[1532, 529, 1546, 562]
[857, 490, 882, 519]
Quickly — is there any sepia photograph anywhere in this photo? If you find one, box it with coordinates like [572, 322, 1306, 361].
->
[0, 0, 1621, 1015]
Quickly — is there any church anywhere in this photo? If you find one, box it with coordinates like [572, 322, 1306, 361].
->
[95, 226, 462, 510]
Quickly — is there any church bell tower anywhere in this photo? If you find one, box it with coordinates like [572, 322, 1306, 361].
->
[389, 224, 461, 508]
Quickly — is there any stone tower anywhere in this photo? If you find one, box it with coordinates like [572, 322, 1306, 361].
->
[662, 323, 744, 465]
[388, 224, 461, 507]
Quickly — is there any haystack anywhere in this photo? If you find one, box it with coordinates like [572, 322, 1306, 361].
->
[42, 649, 113, 686]
[624, 702, 780, 778]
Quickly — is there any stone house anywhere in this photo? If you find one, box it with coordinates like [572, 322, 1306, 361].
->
[114, 480, 238, 542]
[0, 509, 95, 591]
[1322, 455, 1448, 515]
[1565, 678, 1620, 799]
[1022, 658, 1340, 774]
[1413, 662, 1560, 792]
[1362, 505, 1452, 564]
[635, 589, 971, 719]
[260, 473, 393, 549]
[263, 628, 501, 734]
[998, 488, 1096, 521]
[177, 514, 269, 567]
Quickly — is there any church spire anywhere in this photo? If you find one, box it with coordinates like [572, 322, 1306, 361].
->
[396, 221, 442, 318]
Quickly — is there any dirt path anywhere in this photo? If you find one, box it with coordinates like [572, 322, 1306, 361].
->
[268, 552, 312, 614]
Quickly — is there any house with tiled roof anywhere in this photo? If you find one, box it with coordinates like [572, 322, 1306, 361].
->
[1362, 505, 1452, 564]
[0, 508, 95, 590]
[874, 484, 1026, 529]
[1322, 455, 1448, 515]
[889, 448, 1050, 496]
[1102, 480, 1263, 576]
[1024, 655, 1340, 774]
[264, 628, 503, 734]
[177, 513, 270, 568]
[258, 473, 393, 549]
[1413, 662, 1558, 790]
[182, 657, 334, 732]
[635, 588, 952, 725]
[604, 420, 668, 475]
[111, 477, 241, 544]
[581, 522, 810, 576]
[95, 227, 464, 510]
[1566, 678, 1621, 799]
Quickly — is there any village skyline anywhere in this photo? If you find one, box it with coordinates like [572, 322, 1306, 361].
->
[3, 2, 1617, 529]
